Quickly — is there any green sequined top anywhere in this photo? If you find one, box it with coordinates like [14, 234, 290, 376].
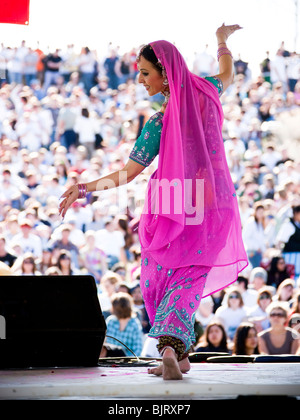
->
[129, 76, 223, 167]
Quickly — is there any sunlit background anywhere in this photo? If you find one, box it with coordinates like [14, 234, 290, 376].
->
[0, 0, 299, 75]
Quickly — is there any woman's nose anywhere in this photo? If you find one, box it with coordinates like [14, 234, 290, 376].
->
[138, 73, 144, 84]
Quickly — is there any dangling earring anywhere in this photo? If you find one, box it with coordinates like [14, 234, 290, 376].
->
[161, 68, 170, 103]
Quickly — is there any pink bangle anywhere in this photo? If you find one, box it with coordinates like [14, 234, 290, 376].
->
[77, 183, 87, 199]
[217, 47, 233, 61]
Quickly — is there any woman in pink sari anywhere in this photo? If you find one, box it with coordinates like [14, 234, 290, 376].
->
[59, 24, 248, 380]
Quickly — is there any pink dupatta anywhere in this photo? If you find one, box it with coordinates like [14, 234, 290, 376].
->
[138, 40, 248, 297]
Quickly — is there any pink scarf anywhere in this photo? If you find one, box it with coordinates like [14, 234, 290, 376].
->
[138, 40, 248, 297]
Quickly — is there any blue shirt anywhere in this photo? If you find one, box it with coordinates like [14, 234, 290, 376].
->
[105, 315, 143, 357]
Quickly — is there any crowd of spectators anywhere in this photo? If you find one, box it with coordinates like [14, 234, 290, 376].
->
[0, 40, 299, 358]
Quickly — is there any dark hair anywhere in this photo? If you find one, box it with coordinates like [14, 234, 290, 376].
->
[81, 108, 89, 118]
[233, 322, 259, 355]
[111, 292, 133, 319]
[292, 205, 300, 215]
[237, 276, 248, 289]
[253, 201, 265, 227]
[56, 249, 72, 271]
[137, 44, 162, 75]
[204, 321, 228, 351]
[269, 255, 287, 273]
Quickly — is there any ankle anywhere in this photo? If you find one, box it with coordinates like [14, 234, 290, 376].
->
[161, 346, 177, 358]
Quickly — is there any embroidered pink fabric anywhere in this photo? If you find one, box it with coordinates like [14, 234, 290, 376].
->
[138, 40, 248, 297]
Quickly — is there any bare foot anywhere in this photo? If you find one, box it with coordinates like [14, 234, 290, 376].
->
[148, 357, 190, 376]
[148, 348, 189, 380]
[162, 348, 182, 380]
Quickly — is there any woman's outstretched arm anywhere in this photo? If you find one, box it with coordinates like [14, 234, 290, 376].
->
[59, 158, 145, 218]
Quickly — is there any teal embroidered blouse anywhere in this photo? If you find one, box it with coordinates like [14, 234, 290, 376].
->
[129, 76, 223, 167]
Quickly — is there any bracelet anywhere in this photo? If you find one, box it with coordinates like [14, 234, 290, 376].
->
[77, 183, 87, 199]
[217, 47, 233, 61]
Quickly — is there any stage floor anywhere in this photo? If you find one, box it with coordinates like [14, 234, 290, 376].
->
[0, 362, 300, 400]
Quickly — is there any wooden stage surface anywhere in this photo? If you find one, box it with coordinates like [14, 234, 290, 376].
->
[0, 362, 300, 400]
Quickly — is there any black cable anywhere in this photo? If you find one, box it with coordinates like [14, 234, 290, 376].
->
[105, 335, 140, 362]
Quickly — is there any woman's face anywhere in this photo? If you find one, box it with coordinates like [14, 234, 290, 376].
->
[280, 285, 293, 301]
[137, 56, 164, 97]
[269, 309, 286, 327]
[228, 292, 241, 309]
[59, 254, 71, 268]
[23, 258, 34, 273]
[276, 258, 286, 271]
[245, 328, 258, 352]
[255, 207, 264, 219]
[258, 293, 272, 310]
[208, 325, 223, 346]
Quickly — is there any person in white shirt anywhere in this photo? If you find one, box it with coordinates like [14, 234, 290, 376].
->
[261, 142, 282, 171]
[270, 49, 287, 89]
[74, 108, 99, 158]
[95, 217, 126, 269]
[247, 287, 272, 333]
[222, 276, 258, 310]
[13, 219, 43, 258]
[242, 201, 267, 268]
[78, 47, 96, 94]
[214, 287, 248, 340]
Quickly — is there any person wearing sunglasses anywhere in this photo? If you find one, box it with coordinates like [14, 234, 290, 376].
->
[214, 287, 248, 340]
[247, 287, 273, 332]
[258, 302, 299, 354]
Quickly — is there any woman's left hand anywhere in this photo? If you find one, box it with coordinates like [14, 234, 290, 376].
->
[59, 185, 79, 218]
[216, 23, 242, 43]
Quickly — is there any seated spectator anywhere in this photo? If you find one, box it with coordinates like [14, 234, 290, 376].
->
[223, 276, 258, 309]
[55, 249, 80, 276]
[242, 201, 268, 268]
[103, 292, 143, 357]
[79, 230, 107, 284]
[111, 262, 127, 282]
[36, 246, 54, 274]
[195, 321, 230, 353]
[273, 278, 295, 306]
[0, 235, 17, 267]
[95, 217, 126, 269]
[276, 205, 300, 278]
[11, 252, 41, 275]
[214, 287, 248, 340]
[98, 271, 123, 318]
[258, 302, 299, 354]
[233, 322, 260, 355]
[129, 281, 151, 334]
[13, 219, 43, 258]
[266, 255, 294, 288]
[49, 223, 79, 267]
[288, 290, 300, 323]
[248, 267, 268, 291]
[247, 287, 273, 332]
[195, 296, 215, 329]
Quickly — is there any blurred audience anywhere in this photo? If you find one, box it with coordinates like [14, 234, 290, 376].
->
[0, 40, 299, 357]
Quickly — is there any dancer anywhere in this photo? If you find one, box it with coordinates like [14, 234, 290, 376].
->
[59, 24, 248, 380]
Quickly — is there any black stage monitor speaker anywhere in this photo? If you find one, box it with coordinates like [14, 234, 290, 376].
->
[0, 275, 106, 368]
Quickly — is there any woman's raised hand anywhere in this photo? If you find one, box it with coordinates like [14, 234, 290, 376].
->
[216, 23, 242, 43]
